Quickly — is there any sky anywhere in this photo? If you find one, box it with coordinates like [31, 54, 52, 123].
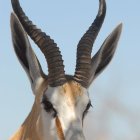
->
[0, 0, 140, 140]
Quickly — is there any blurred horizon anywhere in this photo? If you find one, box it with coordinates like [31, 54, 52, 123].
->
[0, 0, 140, 140]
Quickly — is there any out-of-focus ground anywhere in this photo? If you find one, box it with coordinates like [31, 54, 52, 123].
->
[84, 85, 140, 140]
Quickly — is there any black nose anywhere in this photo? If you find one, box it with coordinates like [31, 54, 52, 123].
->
[69, 131, 85, 140]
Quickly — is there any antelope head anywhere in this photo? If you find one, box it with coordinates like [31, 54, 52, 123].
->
[10, 0, 122, 140]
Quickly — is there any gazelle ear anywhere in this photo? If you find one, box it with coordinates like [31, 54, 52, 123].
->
[88, 23, 122, 87]
[10, 13, 46, 87]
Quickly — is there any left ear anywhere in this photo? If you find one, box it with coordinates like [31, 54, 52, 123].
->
[10, 13, 46, 91]
[88, 23, 122, 87]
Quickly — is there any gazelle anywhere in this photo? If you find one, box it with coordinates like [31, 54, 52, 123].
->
[10, 0, 122, 140]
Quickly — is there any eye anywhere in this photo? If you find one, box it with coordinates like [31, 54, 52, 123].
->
[83, 101, 92, 119]
[42, 96, 57, 118]
[42, 100, 53, 112]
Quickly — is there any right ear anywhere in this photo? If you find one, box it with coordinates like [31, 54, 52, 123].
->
[87, 23, 122, 87]
[10, 13, 46, 89]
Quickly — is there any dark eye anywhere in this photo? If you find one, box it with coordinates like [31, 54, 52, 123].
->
[42, 96, 57, 117]
[43, 100, 53, 112]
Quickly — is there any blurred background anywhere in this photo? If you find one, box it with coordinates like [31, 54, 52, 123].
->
[0, 0, 140, 139]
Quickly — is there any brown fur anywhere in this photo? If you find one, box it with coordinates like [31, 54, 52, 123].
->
[10, 102, 41, 140]
[10, 80, 47, 140]
[10, 78, 83, 140]
[62, 81, 83, 106]
[55, 117, 65, 140]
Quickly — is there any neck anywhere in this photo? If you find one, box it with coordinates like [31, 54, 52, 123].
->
[10, 102, 41, 140]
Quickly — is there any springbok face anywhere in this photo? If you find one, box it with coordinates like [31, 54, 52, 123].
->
[10, 0, 122, 140]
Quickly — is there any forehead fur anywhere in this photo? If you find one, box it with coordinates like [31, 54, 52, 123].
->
[60, 81, 85, 105]
[63, 81, 83, 95]
[35, 79, 86, 106]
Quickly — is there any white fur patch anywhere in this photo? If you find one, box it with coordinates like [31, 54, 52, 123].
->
[40, 85, 89, 140]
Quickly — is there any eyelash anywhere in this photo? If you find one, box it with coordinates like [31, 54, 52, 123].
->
[83, 101, 92, 118]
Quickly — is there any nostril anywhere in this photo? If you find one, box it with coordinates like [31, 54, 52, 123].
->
[69, 132, 85, 140]
[65, 121, 85, 140]
[70, 136, 85, 140]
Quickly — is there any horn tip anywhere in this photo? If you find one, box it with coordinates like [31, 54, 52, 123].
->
[117, 22, 123, 30]
[98, 0, 106, 18]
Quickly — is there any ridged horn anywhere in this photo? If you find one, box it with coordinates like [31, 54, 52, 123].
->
[11, 0, 66, 87]
[73, 0, 106, 87]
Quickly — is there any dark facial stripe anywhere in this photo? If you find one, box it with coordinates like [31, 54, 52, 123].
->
[55, 117, 65, 140]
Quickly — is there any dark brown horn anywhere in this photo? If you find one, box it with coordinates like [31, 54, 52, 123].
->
[11, 0, 66, 87]
[73, 0, 106, 87]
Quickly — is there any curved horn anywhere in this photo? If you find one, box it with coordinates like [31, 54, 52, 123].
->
[11, 0, 66, 87]
[73, 0, 106, 87]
